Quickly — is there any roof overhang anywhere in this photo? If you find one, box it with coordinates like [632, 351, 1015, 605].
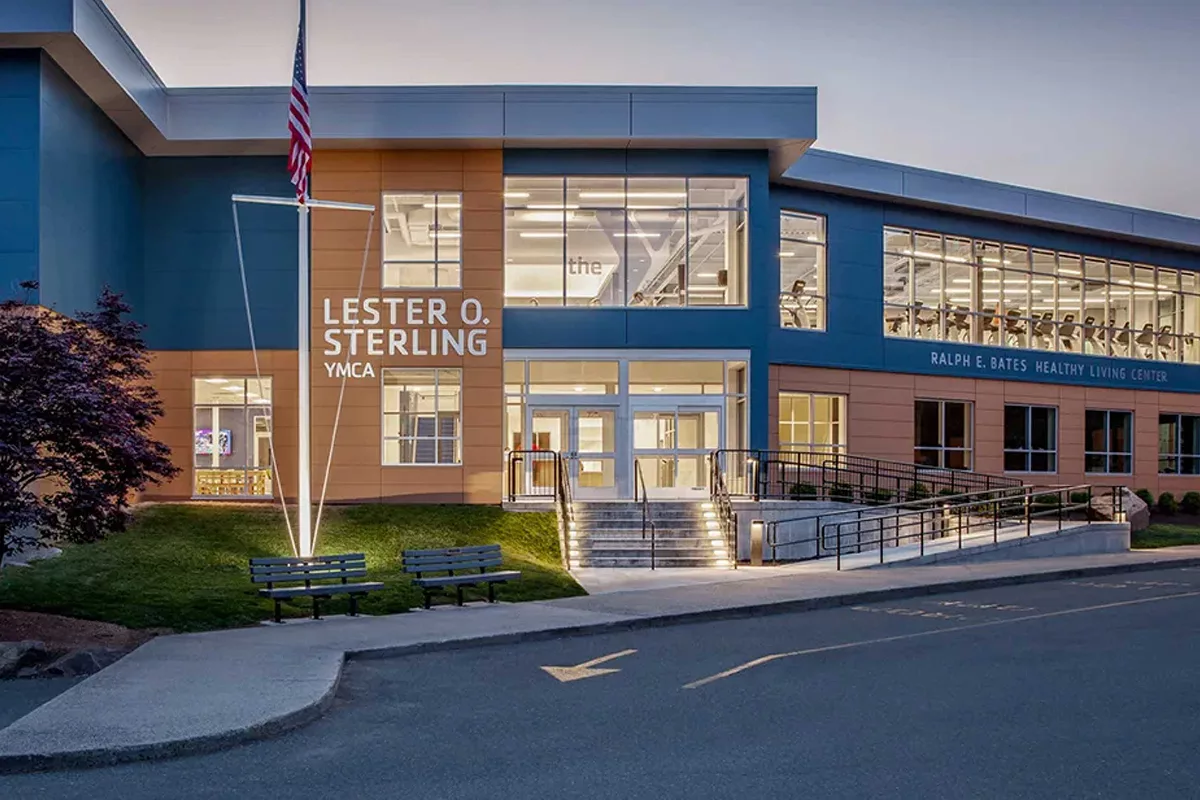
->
[0, 1, 816, 171]
[783, 149, 1200, 253]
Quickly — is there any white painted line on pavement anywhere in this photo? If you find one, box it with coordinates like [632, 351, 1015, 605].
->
[683, 589, 1200, 690]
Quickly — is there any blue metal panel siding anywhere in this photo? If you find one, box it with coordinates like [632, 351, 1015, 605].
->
[0, 50, 40, 302]
[37, 54, 143, 317]
[142, 157, 297, 350]
[500, 149, 775, 447]
[768, 185, 1200, 393]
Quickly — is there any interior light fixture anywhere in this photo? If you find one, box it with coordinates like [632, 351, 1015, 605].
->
[653, 387, 663, 393]
[519, 231, 568, 239]
[615, 232, 660, 238]
[422, 202, 462, 209]
[204, 378, 227, 384]
[527, 203, 579, 210]
[574, 386, 585, 392]
[579, 191, 686, 200]
[779, 251, 796, 258]
[430, 232, 461, 239]
[504, 191, 531, 199]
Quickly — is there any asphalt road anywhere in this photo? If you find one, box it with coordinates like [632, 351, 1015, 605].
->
[6, 568, 1200, 798]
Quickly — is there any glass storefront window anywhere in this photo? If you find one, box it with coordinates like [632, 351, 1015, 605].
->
[526, 361, 619, 395]
[382, 193, 461, 288]
[193, 377, 273, 497]
[504, 176, 748, 308]
[882, 226, 1200, 363]
[628, 361, 724, 394]
[1003, 405, 1058, 473]
[779, 211, 826, 330]
[382, 369, 462, 465]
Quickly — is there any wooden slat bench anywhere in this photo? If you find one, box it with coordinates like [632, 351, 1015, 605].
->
[401, 545, 521, 609]
[249, 553, 383, 623]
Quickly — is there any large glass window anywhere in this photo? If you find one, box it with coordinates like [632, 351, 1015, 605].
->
[382, 369, 462, 465]
[883, 226, 1200, 363]
[1085, 409, 1133, 474]
[778, 393, 845, 453]
[1004, 405, 1058, 473]
[914, 399, 973, 469]
[382, 193, 461, 288]
[779, 211, 826, 330]
[1159, 413, 1200, 475]
[193, 378, 273, 497]
[504, 176, 747, 307]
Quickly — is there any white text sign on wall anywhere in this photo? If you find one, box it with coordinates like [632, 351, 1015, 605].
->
[322, 297, 491, 378]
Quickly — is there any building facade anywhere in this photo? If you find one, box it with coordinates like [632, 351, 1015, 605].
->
[4, 1, 1200, 506]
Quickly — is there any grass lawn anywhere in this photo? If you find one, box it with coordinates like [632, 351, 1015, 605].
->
[0, 503, 585, 632]
[1131, 523, 1200, 549]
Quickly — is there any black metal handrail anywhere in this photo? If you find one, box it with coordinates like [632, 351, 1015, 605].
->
[505, 449, 562, 501]
[708, 455, 739, 569]
[769, 484, 1122, 570]
[710, 448, 1023, 502]
[556, 453, 575, 570]
[633, 458, 656, 570]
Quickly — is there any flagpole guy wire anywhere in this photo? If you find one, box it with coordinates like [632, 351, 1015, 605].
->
[231, 194, 376, 558]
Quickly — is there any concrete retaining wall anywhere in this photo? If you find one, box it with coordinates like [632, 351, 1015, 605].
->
[881, 522, 1131, 567]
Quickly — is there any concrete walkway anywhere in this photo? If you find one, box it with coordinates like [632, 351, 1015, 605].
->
[3, 547, 1200, 774]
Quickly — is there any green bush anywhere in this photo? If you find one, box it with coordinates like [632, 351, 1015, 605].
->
[789, 482, 818, 500]
[1181, 491, 1200, 515]
[1135, 488, 1155, 507]
[829, 482, 855, 501]
[937, 487, 960, 498]
[1069, 490, 1092, 505]
[1033, 493, 1061, 508]
[864, 488, 894, 505]
[906, 482, 930, 502]
[1157, 492, 1178, 515]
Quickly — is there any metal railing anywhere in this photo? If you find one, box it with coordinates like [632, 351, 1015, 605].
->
[767, 484, 1123, 570]
[709, 458, 739, 569]
[556, 454, 575, 570]
[633, 459, 657, 570]
[505, 449, 562, 501]
[505, 450, 575, 569]
[711, 448, 1022, 503]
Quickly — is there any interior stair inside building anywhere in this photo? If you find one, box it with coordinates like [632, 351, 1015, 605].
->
[568, 501, 731, 568]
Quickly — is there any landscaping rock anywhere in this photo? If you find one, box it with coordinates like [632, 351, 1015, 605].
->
[41, 647, 126, 678]
[0, 640, 49, 679]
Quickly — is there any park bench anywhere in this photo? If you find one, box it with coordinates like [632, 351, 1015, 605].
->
[249, 553, 383, 623]
[401, 544, 521, 609]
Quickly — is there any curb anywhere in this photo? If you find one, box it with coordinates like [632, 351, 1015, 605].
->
[4, 554, 1199, 775]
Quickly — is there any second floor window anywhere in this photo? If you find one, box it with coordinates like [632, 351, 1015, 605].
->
[503, 176, 748, 308]
[383, 193, 462, 289]
[884, 226, 1200, 363]
[779, 211, 826, 330]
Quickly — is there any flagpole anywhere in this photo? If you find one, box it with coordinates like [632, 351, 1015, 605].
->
[297, 202, 312, 558]
[296, 0, 313, 558]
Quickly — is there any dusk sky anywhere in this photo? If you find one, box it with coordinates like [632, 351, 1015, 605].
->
[104, 0, 1200, 218]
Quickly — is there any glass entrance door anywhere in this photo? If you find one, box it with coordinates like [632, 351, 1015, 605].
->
[529, 406, 618, 498]
[632, 404, 721, 497]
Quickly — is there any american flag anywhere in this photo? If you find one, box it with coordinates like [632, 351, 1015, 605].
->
[287, 2, 312, 202]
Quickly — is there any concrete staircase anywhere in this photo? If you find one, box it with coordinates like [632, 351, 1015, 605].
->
[568, 500, 732, 568]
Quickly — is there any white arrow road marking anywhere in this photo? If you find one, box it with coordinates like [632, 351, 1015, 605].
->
[541, 649, 638, 683]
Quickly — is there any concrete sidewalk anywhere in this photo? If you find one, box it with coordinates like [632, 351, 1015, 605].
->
[3, 547, 1200, 774]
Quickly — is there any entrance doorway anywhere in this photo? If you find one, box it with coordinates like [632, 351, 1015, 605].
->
[632, 404, 721, 497]
[506, 351, 749, 500]
[531, 407, 618, 499]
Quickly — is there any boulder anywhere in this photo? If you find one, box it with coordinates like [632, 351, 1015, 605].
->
[0, 640, 49, 679]
[41, 647, 126, 678]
